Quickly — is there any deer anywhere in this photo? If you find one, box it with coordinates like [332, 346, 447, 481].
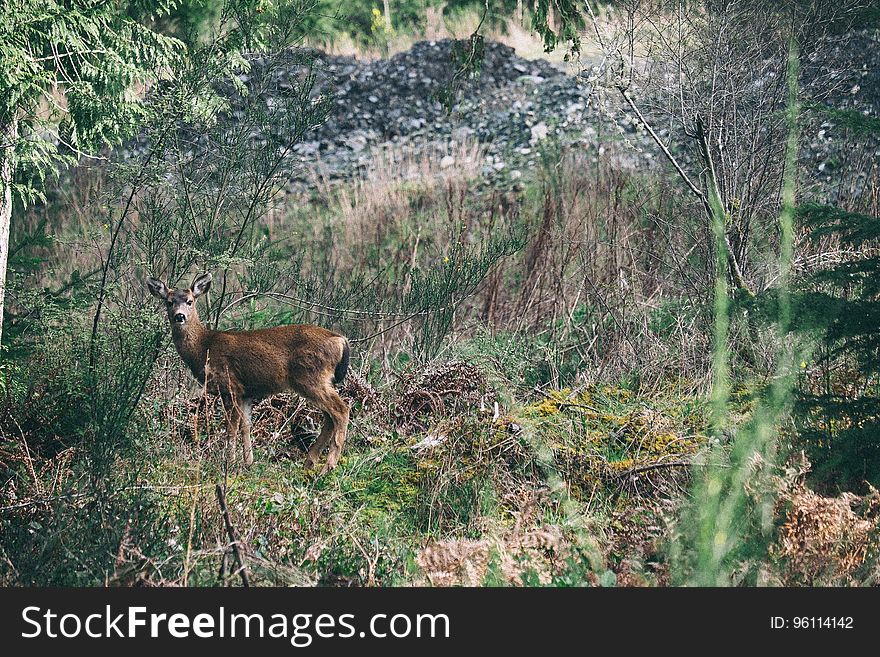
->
[147, 273, 351, 473]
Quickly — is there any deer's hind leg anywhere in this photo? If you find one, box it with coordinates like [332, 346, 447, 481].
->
[220, 393, 241, 463]
[322, 390, 349, 473]
[304, 411, 334, 471]
[239, 398, 254, 466]
[298, 382, 350, 473]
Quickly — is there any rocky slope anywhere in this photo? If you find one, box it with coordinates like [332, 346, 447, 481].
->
[277, 33, 878, 194]
[233, 32, 878, 195]
[271, 40, 658, 188]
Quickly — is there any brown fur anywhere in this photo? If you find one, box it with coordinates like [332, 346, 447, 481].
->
[148, 273, 350, 472]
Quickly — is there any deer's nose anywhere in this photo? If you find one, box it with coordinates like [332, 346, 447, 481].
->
[173, 313, 186, 323]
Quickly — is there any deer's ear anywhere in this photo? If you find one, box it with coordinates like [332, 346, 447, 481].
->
[192, 273, 212, 298]
[147, 277, 168, 300]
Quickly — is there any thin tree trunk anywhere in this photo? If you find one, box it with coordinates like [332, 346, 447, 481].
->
[383, 0, 391, 29]
[695, 115, 749, 295]
[0, 118, 17, 351]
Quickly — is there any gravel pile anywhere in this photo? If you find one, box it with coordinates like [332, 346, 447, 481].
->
[221, 32, 880, 195]
[256, 39, 657, 188]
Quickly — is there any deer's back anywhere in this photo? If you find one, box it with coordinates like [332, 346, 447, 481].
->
[205, 324, 344, 397]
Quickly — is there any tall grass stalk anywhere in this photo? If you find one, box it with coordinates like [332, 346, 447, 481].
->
[677, 38, 801, 585]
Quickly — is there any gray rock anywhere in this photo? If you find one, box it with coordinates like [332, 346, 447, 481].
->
[530, 122, 549, 144]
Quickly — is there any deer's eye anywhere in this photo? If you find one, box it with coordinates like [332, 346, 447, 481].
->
[187, 300, 193, 306]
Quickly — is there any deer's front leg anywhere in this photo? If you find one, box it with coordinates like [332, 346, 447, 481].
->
[220, 393, 243, 466]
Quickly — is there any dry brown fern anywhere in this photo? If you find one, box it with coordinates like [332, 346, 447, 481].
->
[774, 483, 880, 585]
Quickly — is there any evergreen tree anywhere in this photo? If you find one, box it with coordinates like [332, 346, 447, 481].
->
[753, 88, 880, 492]
[792, 188, 880, 491]
[0, 0, 183, 348]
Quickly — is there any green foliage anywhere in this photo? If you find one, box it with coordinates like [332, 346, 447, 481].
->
[0, 0, 184, 197]
[788, 203, 880, 491]
[409, 225, 526, 360]
[278, 0, 431, 47]
[0, 490, 173, 585]
[296, 0, 522, 48]
[3, 1, 876, 587]
[531, 0, 583, 54]
[746, 86, 880, 493]
[141, 0, 226, 43]
[805, 104, 880, 139]
[145, 0, 571, 52]
[0, 294, 170, 583]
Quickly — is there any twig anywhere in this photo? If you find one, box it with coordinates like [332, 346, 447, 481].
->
[617, 87, 704, 201]
[447, 0, 490, 94]
[615, 460, 692, 478]
[215, 484, 250, 587]
[13, 417, 42, 496]
[217, 550, 228, 587]
[0, 491, 89, 512]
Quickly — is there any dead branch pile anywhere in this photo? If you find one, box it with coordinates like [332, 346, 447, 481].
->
[390, 360, 498, 430]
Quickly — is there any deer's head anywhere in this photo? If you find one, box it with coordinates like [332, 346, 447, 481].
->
[147, 273, 212, 327]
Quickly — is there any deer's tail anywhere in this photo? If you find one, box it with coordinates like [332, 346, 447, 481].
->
[333, 338, 350, 385]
